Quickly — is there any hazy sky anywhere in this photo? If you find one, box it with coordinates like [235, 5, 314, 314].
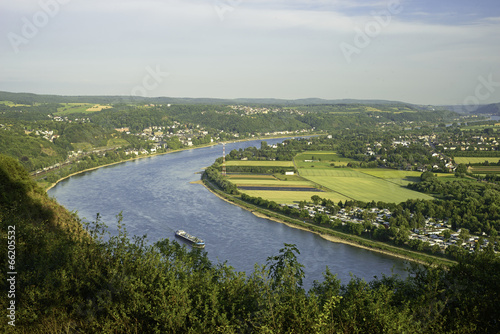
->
[1, 0, 499, 106]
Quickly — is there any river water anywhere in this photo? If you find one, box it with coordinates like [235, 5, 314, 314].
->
[48, 138, 409, 289]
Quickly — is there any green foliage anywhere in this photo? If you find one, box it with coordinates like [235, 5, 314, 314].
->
[421, 171, 435, 181]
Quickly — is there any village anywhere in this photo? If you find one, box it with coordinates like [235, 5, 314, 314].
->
[285, 202, 494, 255]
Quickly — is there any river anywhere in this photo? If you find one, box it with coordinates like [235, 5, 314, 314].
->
[48, 138, 409, 289]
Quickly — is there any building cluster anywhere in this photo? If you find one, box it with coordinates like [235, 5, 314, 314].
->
[283, 203, 494, 254]
[24, 129, 60, 142]
[435, 135, 499, 152]
[409, 228, 491, 253]
[133, 123, 214, 148]
[228, 105, 305, 116]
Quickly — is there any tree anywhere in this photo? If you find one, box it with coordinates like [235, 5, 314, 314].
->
[314, 213, 330, 226]
[420, 171, 435, 182]
[455, 163, 468, 178]
[265, 243, 305, 290]
[441, 229, 451, 241]
[311, 195, 321, 205]
[459, 228, 470, 245]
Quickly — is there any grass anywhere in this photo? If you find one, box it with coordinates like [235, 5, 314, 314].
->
[227, 174, 277, 179]
[298, 168, 433, 203]
[71, 142, 93, 152]
[229, 172, 325, 203]
[107, 138, 129, 147]
[231, 179, 314, 186]
[294, 151, 356, 168]
[225, 160, 294, 167]
[299, 168, 371, 177]
[303, 174, 433, 203]
[0, 100, 32, 107]
[55, 103, 112, 115]
[240, 190, 350, 204]
[454, 157, 500, 164]
[230, 167, 433, 204]
[470, 166, 500, 174]
[224, 156, 434, 204]
[355, 169, 423, 186]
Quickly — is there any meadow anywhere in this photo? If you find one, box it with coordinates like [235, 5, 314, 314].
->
[228, 173, 329, 203]
[226, 158, 434, 204]
[225, 160, 294, 167]
[469, 166, 500, 174]
[294, 151, 356, 168]
[55, 103, 112, 115]
[354, 169, 423, 186]
[299, 168, 433, 203]
[454, 157, 500, 164]
[240, 190, 350, 203]
[0, 100, 33, 107]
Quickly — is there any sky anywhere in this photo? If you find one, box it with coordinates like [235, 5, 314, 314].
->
[1, 0, 500, 106]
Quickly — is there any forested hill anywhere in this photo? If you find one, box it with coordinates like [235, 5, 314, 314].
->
[474, 102, 500, 115]
[0, 90, 435, 108]
[1, 154, 500, 333]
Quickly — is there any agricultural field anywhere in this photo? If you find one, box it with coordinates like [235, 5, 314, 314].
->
[299, 168, 433, 203]
[469, 166, 500, 174]
[225, 160, 294, 167]
[0, 101, 33, 107]
[294, 151, 356, 168]
[107, 138, 129, 147]
[454, 157, 500, 165]
[86, 105, 113, 112]
[225, 157, 434, 204]
[228, 172, 342, 203]
[71, 142, 93, 152]
[227, 174, 276, 180]
[55, 103, 112, 115]
[230, 179, 313, 187]
[355, 169, 423, 186]
[240, 190, 350, 204]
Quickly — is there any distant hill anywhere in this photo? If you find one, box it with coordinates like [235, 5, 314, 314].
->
[0, 90, 430, 108]
[473, 102, 500, 116]
[439, 103, 500, 115]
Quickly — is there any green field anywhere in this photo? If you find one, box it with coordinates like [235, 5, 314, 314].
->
[299, 169, 371, 177]
[294, 151, 355, 168]
[454, 157, 500, 164]
[55, 103, 112, 115]
[225, 160, 294, 167]
[228, 171, 332, 203]
[470, 166, 500, 174]
[231, 179, 314, 187]
[241, 190, 350, 204]
[355, 169, 423, 186]
[227, 174, 277, 179]
[0, 101, 32, 107]
[107, 138, 129, 147]
[224, 157, 433, 204]
[299, 168, 433, 203]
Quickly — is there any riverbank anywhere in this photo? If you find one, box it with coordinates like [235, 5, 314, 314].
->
[42, 134, 318, 191]
[201, 178, 454, 267]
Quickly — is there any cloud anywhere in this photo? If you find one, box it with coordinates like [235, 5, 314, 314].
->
[0, 0, 499, 104]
